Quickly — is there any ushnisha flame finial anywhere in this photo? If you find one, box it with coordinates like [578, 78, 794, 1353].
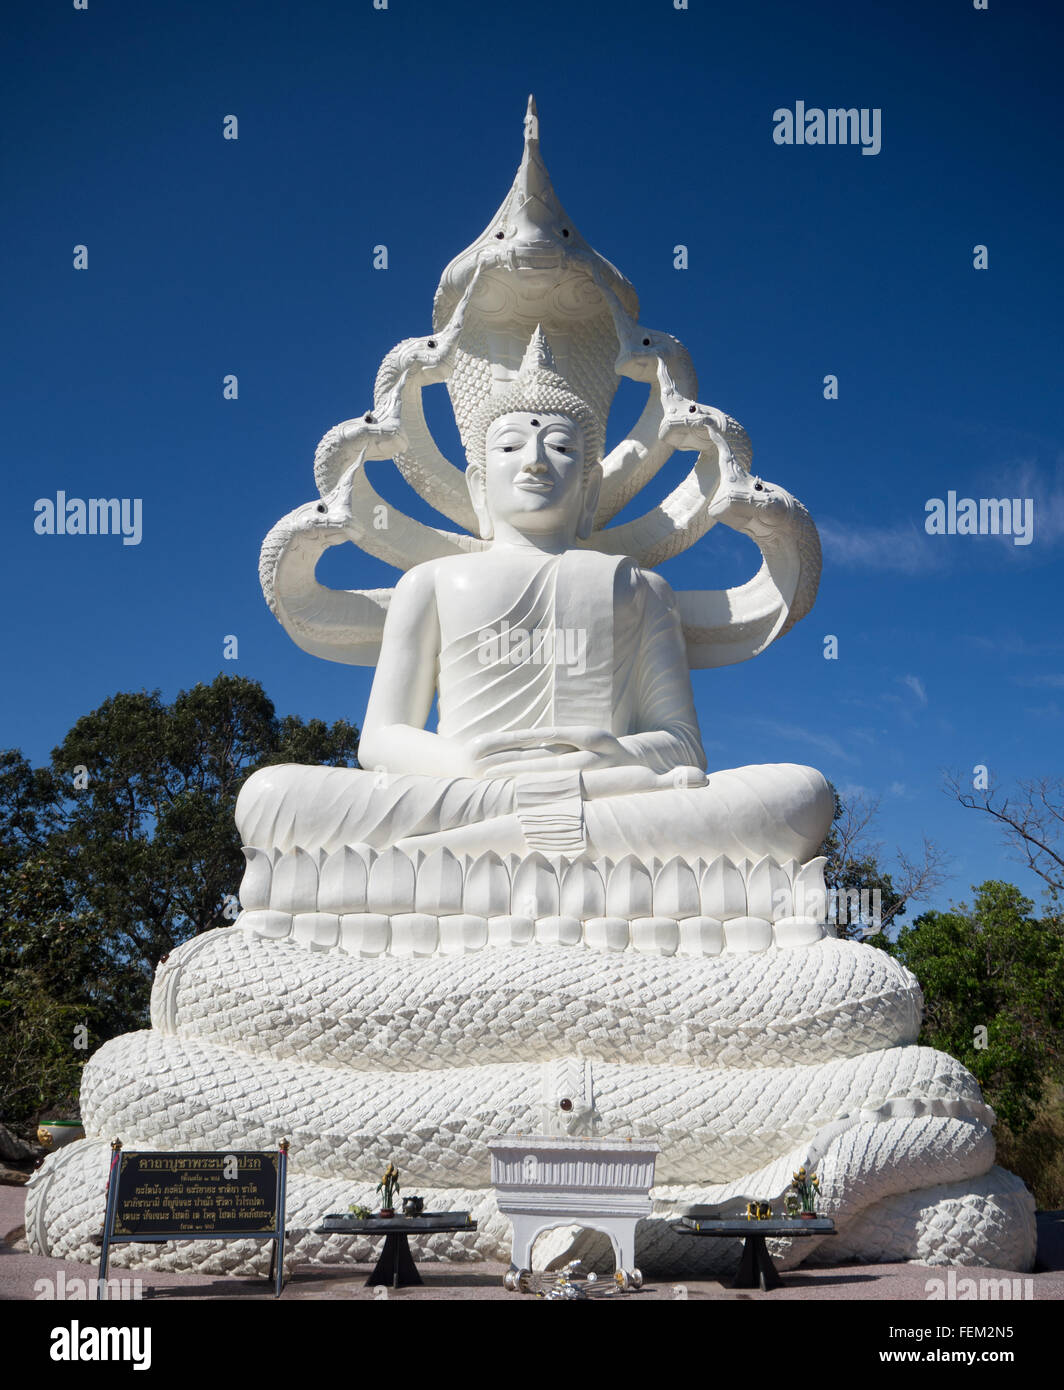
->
[521, 323, 553, 373]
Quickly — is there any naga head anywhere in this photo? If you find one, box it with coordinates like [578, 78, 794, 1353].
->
[433, 97, 638, 324]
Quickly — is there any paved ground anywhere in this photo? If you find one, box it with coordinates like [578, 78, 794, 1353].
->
[4, 1185, 1063, 1301]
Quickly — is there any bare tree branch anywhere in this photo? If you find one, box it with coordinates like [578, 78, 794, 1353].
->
[831, 792, 883, 865]
[822, 788, 952, 937]
[886, 837, 953, 926]
[946, 771, 1064, 893]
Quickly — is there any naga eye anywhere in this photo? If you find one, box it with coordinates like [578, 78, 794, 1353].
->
[642, 337, 651, 346]
[561, 228, 570, 238]
[495, 231, 505, 240]
[316, 503, 327, 513]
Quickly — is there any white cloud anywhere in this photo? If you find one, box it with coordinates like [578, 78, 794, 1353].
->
[818, 459, 1064, 576]
[968, 633, 1064, 657]
[817, 520, 944, 575]
[901, 674, 927, 705]
[746, 717, 857, 763]
[1025, 701, 1063, 720]
[1015, 673, 1064, 689]
[1012, 459, 1064, 546]
[836, 782, 873, 801]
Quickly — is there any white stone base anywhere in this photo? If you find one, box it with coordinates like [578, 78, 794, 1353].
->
[238, 847, 836, 959]
[26, 928, 1036, 1278]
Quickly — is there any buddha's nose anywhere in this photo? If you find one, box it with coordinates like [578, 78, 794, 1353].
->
[520, 454, 548, 474]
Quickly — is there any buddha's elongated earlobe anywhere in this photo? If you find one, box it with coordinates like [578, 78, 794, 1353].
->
[466, 462, 493, 540]
[577, 464, 602, 541]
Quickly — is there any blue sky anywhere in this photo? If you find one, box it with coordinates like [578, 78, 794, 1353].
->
[3, 0, 1062, 921]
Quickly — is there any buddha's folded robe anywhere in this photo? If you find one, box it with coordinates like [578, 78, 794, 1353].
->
[237, 760, 832, 862]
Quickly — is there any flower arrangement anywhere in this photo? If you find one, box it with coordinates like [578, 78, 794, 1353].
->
[789, 1166, 820, 1215]
[376, 1163, 401, 1214]
[347, 1203, 372, 1219]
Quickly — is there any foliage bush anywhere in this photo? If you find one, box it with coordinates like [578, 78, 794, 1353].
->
[889, 882, 1064, 1133]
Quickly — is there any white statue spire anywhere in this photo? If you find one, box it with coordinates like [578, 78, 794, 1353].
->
[523, 92, 539, 144]
[433, 98, 639, 336]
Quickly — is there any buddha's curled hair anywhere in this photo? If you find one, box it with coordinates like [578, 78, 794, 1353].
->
[463, 326, 604, 469]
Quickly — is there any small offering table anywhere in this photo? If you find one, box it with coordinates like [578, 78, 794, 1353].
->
[315, 1213, 477, 1289]
[674, 1217, 835, 1292]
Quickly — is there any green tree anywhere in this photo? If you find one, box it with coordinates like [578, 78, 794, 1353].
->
[49, 676, 358, 977]
[0, 675, 359, 1128]
[0, 748, 138, 1120]
[890, 881, 1064, 1131]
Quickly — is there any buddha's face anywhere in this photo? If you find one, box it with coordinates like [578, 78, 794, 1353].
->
[472, 412, 599, 544]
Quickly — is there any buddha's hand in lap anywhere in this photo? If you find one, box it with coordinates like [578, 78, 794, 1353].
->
[466, 728, 707, 796]
[579, 764, 708, 799]
[467, 726, 630, 778]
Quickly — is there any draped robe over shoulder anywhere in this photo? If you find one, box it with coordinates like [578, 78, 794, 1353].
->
[236, 550, 833, 863]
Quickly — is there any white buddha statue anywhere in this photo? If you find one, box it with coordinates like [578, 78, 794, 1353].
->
[26, 100, 1035, 1281]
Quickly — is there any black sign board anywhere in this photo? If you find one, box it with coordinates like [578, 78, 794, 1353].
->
[112, 1150, 281, 1237]
[98, 1140, 289, 1298]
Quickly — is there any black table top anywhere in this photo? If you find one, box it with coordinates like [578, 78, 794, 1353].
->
[675, 1217, 835, 1237]
[315, 1214, 477, 1236]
